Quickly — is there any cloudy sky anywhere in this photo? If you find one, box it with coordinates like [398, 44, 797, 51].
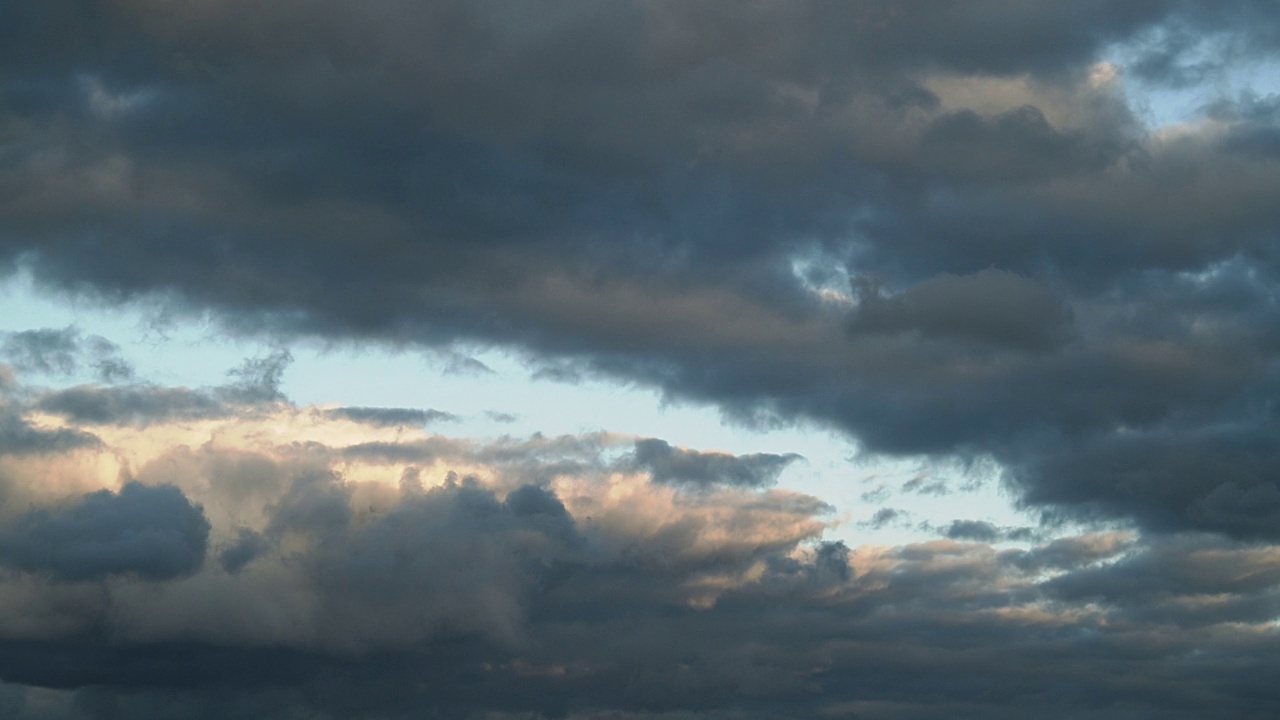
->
[3, 1, 1280, 718]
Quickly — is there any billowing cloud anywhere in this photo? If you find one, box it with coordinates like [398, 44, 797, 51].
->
[0, 367, 1273, 717]
[0, 482, 209, 581]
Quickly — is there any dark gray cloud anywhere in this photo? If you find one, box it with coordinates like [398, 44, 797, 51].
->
[36, 384, 226, 425]
[216, 528, 269, 574]
[4, 2, 1280, 716]
[5, 501, 1279, 719]
[0, 377, 1276, 718]
[0, 482, 209, 581]
[324, 405, 458, 427]
[630, 438, 800, 488]
[849, 269, 1075, 352]
[0, 409, 100, 455]
[942, 519, 1001, 542]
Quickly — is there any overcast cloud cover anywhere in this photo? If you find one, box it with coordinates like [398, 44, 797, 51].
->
[3, 1, 1280, 717]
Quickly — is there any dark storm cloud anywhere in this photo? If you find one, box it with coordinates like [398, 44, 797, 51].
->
[0, 482, 209, 581]
[918, 104, 1132, 183]
[5, 2, 1280, 716]
[0, 0, 1251, 548]
[630, 438, 800, 488]
[848, 269, 1075, 352]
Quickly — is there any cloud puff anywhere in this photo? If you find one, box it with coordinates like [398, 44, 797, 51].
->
[630, 438, 801, 488]
[0, 482, 210, 581]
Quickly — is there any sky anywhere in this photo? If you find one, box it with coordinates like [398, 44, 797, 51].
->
[2, 2, 1280, 718]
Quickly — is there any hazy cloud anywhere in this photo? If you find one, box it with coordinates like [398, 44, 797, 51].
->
[1, 327, 134, 382]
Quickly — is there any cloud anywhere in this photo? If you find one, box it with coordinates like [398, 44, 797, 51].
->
[0, 410, 100, 455]
[0, 327, 134, 382]
[323, 406, 458, 427]
[218, 350, 292, 404]
[4, 2, 1280, 716]
[0, 368, 1275, 717]
[36, 384, 227, 426]
[629, 438, 801, 488]
[0, 482, 210, 582]
[849, 269, 1075, 352]
[942, 519, 1001, 542]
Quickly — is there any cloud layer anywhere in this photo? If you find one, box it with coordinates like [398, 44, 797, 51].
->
[0, 361, 1273, 717]
[3, 1, 1280, 717]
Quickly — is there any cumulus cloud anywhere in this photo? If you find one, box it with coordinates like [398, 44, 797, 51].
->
[0, 367, 1274, 717]
[0, 482, 209, 582]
